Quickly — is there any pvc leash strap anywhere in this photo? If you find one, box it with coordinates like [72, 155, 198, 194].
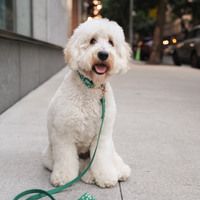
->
[13, 97, 106, 200]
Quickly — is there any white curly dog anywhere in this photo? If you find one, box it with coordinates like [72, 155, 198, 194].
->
[43, 18, 131, 188]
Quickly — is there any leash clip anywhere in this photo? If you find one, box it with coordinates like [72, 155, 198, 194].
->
[100, 85, 106, 99]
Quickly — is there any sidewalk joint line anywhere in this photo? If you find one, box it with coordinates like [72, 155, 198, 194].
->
[119, 181, 124, 200]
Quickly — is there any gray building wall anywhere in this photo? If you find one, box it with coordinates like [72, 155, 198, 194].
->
[0, 35, 65, 114]
[0, 0, 70, 114]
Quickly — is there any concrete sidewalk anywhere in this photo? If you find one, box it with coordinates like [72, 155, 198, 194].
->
[1, 62, 200, 200]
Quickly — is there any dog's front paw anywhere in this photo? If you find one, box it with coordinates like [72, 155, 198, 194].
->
[95, 170, 118, 188]
[50, 170, 77, 187]
[117, 164, 131, 182]
[81, 170, 95, 184]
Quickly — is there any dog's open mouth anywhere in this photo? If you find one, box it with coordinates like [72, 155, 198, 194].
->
[92, 64, 107, 75]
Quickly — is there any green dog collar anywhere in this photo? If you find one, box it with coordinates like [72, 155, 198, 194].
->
[77, 71, 104, 89]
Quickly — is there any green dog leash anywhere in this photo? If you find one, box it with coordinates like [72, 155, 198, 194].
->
[13, 97, 105, 200]
[14, 72, 106, 200]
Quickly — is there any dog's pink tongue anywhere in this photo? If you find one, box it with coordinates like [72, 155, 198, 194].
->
[94, 65, 107, 73]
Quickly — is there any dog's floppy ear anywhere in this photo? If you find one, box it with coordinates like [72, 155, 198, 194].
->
[64, 43, 70, 63]
[117, 42, 132, 74]
[63, 37, 79, 71]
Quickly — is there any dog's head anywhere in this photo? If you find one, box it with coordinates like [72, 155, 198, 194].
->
[64, 18, 131, 84]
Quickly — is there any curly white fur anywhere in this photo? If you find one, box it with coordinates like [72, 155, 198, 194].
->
[42, 18, 131, 188]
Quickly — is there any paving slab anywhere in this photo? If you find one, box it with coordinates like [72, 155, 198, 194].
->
[111, 63, 200, 200]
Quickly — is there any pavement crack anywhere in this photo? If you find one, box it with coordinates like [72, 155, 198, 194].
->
[119, 181, 124, 200]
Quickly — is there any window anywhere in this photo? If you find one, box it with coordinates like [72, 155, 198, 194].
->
[0, 0, 32, 37]
[0, 0, 14, 31]
[0, 1, 69, 46]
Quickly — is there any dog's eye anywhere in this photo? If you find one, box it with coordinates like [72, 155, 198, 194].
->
[90, 38, 96, 44]
[109, 40, 114, 46]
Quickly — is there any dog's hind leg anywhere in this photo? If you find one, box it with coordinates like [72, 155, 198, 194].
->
[42, 144, 54, 171]
[79, 158, 95, 184]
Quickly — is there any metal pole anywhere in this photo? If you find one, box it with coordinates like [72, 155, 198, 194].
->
[78, 0, 82, 24]
[129, 0, 133, 45]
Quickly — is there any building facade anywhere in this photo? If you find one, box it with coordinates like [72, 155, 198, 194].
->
[0, 0, 88, 114]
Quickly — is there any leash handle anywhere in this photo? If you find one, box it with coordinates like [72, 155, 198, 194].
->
[13, 189, 56, 200]
[13, 98, 106, 200]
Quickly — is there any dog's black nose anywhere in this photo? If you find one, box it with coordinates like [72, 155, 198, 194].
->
[98, 51, 108, 61]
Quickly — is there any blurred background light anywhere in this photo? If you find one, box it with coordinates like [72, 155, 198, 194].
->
[172, 38, 177, 44]
[163, 40, 169, 45]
